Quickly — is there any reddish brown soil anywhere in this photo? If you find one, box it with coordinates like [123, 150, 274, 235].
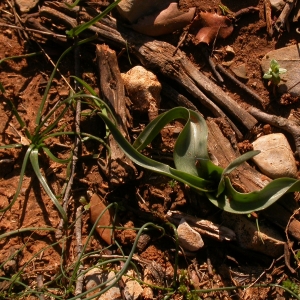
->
[0, 0, 300, 299]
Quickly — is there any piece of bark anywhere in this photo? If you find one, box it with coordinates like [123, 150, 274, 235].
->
[274, 0, 297, 32]
[96, 44, 137, 185]
[264, 0, 273, 37]
[29, 5, 257, 131]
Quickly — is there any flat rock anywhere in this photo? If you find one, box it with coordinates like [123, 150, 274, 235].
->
[252, 133, 297, 179]
[15, 0, 39, 13]
[261, 44, 300, 96]
[177, 218, 204, 252]
[117, 0, 173, 23]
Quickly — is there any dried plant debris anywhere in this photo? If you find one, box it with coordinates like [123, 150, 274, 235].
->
[192, 11, 234, 45]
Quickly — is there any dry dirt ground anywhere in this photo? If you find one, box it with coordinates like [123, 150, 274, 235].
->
[0, 0, 300, 299]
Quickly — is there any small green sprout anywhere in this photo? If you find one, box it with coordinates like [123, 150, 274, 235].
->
[263, 59, 287, 86]
[219, 4, 230, 15]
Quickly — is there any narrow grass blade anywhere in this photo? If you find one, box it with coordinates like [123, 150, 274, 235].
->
[0, 145, 33, 213]
[30, 148, 67, 222]
[42, 147, 72, 164]
[99, 113, 214, 192]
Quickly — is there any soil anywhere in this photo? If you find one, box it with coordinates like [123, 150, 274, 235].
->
[0, 0, 300, 299]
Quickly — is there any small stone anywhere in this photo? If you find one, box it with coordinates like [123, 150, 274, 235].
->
[270, 0, 286, 11]
[122, 66, 161, 120]
[15, 0, 39, 13]
[124, 280, 143, 300]
[230, 63, 249, 80]
[252, 133, 297, 179]
[117, 0, 172, 23]
[177, 218, 204, 252]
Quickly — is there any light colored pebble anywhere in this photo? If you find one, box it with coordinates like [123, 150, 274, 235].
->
[252, 133, 297, 179]
[177, 218, 204, 252]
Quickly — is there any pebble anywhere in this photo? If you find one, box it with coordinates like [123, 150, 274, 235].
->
[122, 66, 161, 120]
[15, 0, 39, 13]
[177, 218, 204, 252]
[117, 0, 172, 23]
[261, 43, 300, 97]
[84, 268, 122, 299]
[252, 133, 297, 179]
[123, 280, 143, 300]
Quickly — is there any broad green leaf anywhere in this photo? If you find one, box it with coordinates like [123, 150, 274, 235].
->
[99, 113, 214, 192]
[217, 150, 260, 196]
[30, 148, 67, 222]
[208, 177, 300, 214]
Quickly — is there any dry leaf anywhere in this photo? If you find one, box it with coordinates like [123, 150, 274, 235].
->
[193, 11, 233, 45]
[130, 2, 196, 36]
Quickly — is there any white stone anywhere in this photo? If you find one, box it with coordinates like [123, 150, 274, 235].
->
[122, 66, 161, 120]
[117, 0, 172, 23]
[84, 268, 121, 300]
[177, 218, 204, 252]
[15, 0, 39, 13]
[252, 133, 297, 179]
[124, 280, 143, 300]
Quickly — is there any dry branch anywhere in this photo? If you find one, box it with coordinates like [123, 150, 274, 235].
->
[26, 3, 257, 131]
[248, 107, 300, 156]
[96, 44, 137, 185]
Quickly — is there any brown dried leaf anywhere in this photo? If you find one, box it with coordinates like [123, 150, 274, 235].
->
[130, 2, 196, 36]
[90, 193, 117, 245]
[193, 11, 233, 45]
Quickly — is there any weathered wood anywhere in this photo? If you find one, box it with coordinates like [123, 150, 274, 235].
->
[96, 44, 137, 185]
[28, 4, 257, 131]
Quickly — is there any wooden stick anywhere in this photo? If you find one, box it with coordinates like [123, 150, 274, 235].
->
[27, 5, 257, 131]
[248, 107, 300, 156]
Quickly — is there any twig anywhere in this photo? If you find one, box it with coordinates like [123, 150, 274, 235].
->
[248, 107, 300, 155]
[36, 274, 45, 300]
[264, 0, 273, 37]
[74, 206, 84, 298]
[274, 0, 297, 32]
[216, 64, 266, 107]
[200, 44, 224, 83]
[233, 6, 260, 19]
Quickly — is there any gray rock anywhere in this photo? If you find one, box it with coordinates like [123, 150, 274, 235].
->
[84, 268, 122, 300]
[124, 280, 143, 300]
[15, 0, 39, 13]
[252, 133, 297, 179]
[177, 218, 204, 252]
[117, 0, 173, 23]
[261, 44, 300, 96]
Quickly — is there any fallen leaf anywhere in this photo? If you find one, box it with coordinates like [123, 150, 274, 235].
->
[89, 193, 118, 245]
[193, 11, 233, 45]
[130, 2, 196, 36]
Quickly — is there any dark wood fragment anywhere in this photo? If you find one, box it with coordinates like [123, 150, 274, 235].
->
[96, 44, 137, 185]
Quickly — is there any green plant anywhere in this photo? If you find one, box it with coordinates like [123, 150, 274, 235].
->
[263, 59, 286, 94]
[282, 279, 300, 297]
[97, 107, 300, 214]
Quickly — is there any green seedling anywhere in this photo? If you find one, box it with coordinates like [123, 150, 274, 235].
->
[263, 59, 287, 94]
[97, 107, 300, 214]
